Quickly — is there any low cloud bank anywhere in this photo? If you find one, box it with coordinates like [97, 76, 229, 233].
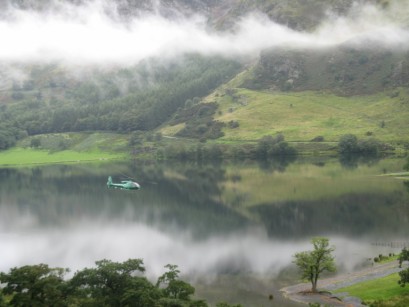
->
[0, 0, 408, 65]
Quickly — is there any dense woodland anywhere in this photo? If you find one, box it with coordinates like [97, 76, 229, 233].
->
[0, 55, 241, 150]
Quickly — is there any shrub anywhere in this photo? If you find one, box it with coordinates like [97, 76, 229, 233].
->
[311, 136, 324, 142]
[30, 137, 41, 148]
[358, 138, 380, 155]
[228, 121, 240, 129]
[338, 134, 359, 154]
[256, 134, 297, 158]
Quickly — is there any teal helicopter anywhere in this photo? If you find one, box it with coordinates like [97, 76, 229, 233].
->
[107, 176, 140, 190]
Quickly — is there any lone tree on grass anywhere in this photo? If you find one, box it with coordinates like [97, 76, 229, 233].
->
[293, 237, 336, 293]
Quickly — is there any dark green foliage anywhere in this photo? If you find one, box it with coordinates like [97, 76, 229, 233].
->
[399, 248, 409, 268]
[358, 138, 380, 155]
[339, 134, 382, 155]
[129, 131, 144, 146]
[162, 137, 298, 162]
[338, 134, 359, 154]
[311, 136, 324, 142]
[374, 257, 380, 262]
[174, 103, 225, 140]
[228, 120, 240, 129]
[293, 237, 336, 293]
[399, 268, 409, 287]
[0, 264, 68, 307]
[256, 134, 297, 159]
[30, 137, 41, 148]
[0, 292, 6, 307]
[3, 55, 241, 140]
[69, 258, 149, 306]
[0, 121, 26, 150]
[0, 259, 212, 307]
[164, 143, 225, 162]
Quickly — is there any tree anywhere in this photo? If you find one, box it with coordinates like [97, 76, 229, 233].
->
[338, 134, 359, 154]
[293, 237, 336, 293]
[0, 264, 68, 307]
[0, 291, 7, 307]
[399, 248, 409, 268]
[156, 264, 200, 305]
[157, 264, 194, 300]
[30, 137, 41, 148]
[399, 267, 409, 287]
[68, 258, 150, 306]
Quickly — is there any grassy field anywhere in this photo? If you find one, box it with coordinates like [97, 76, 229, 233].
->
[334, 273, 409, 305]
[0, 148, 123, 166]
[209, 88, 409, 145]
[0, 133, 127, 166]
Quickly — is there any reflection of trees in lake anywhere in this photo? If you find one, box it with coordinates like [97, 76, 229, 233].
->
[404, 181, 409, 194]
[251, 192, 409, 238]
[2, 158, 407, 240]
[257, 155, 297, 173]
[339, 153, 381, 169]
[0, 163, 249, 239]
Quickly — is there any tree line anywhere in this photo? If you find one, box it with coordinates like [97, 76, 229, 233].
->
[0, 259, 241, 307]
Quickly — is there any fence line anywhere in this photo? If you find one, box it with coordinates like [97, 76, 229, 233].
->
[371, 241, 409, 249]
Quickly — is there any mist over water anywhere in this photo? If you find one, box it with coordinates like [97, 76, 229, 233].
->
[0, 0, 408, 65]
[1, 158, 407, 284]
[0, 202, 394, 281]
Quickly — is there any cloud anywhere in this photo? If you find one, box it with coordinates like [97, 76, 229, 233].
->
[0, 0, 407, 66]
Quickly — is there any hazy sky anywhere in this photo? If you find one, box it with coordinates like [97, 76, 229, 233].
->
[0, 0, 408, 65]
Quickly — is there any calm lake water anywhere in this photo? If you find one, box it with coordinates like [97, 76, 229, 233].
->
[1, 156, 408, 306]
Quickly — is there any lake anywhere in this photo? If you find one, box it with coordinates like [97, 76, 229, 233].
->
[0, 156, 408, 306]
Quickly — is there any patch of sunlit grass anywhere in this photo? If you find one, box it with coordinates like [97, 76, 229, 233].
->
[334, 273, 409, 304]
[0, 147, 123, 166]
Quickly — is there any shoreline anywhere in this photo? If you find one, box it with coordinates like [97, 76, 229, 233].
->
[281, 261, 406, 306]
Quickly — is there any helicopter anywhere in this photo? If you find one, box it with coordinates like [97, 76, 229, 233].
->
[107, 176, 141, 190]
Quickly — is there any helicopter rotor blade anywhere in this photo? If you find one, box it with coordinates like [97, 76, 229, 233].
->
[119, 172, 135, 180]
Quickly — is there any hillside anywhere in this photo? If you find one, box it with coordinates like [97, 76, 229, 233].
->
[1, 0, 409, 156]
[210, 88, 409, 144]
[4, 0, 394, 31]
[244, 46, 409, 95]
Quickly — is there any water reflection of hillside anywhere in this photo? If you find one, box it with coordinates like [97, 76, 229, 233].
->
[0, 163, 249, 239]
[251, 192, 409, 238]
[0, 156, 407, 241]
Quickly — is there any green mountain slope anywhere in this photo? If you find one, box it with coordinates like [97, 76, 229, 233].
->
[1, 0, 409, 155]
[212, 88, 409, 144]
[244, 46, 409, 95]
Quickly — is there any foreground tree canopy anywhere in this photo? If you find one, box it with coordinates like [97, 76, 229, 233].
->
[293, 237, 336, 293]
[0, 259, 242, 307]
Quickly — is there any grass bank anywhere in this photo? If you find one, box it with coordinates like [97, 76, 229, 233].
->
[0, 133, 127, 166]
[0, 147, 123, 166]
[334, 273, 409, 306]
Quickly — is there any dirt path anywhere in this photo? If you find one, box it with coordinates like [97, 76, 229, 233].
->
[281, 261, 406, 306]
